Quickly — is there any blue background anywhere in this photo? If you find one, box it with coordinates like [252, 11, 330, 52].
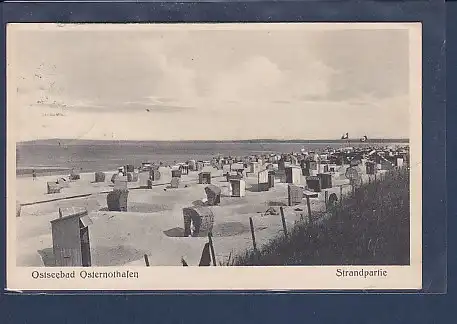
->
[0, 1, 451, 322]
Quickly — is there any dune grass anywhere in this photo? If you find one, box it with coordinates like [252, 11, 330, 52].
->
[226, 167, 410, 266]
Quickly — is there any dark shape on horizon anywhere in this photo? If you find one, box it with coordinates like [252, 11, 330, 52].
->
[360, 135, 368, 142]
[146, 108, 150, 112]
[341, 132, 349, 140]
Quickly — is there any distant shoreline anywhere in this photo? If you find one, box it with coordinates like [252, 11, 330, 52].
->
[16, 140, 409, 177]
[16, 167, 72, 177]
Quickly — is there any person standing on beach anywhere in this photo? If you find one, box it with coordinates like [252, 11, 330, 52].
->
[32, 169, 37, 181]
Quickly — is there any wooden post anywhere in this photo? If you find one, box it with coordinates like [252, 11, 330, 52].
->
[279, 207, 288, 238]
[249, 217, 257, 251]
[306, 195, 312, 224]
[324, 191, 328, 212]
[144, 254, 150, 267]
[208, 232, 217, 266]
[340, 185, 343, 206]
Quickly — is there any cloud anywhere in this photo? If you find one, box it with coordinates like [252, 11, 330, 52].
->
[13, 29, 199, 110]
[310, 29, 410, 101]
[25, 101, 193, 120]
[209, 56, 282, 102]
[206, 55, 335, 106]
[10, 25, 411, 141]
[73, 103, 192, 114]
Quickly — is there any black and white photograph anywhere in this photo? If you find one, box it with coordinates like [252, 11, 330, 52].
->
[7, 23, 422, 290]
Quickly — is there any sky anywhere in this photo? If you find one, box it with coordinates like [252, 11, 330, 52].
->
[8, 23, 417, 142]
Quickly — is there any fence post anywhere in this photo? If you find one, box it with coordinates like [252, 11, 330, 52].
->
[340, 185, 343, 206]
[249, 217, 257, 251]
[324, 191, 328, 212]
[144, 254, 150, 267]
[208, 232, 217, 266]
[306, 195, 312, 224]
[279, 207, 288, 238]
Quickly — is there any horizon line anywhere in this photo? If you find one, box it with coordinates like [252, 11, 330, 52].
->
[18, 137, 410, 144]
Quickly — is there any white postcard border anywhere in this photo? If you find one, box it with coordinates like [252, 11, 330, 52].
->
[6, 22, 422, 291]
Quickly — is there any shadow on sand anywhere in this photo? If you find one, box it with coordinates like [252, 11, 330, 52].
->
[266, 200, 288, 207]
[163, 222, 268, 238]
[245, 183, 270, 193]
[245, 183, 259, 192]
[99, 203, 171, 213]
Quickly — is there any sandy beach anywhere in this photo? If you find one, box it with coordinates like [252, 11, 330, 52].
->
[15, 163, 378, 267]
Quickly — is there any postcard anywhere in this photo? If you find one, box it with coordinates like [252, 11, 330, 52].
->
[6, 22, 422, 291]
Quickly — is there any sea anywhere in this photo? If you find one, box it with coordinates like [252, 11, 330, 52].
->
[16, 140, 408, 177]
